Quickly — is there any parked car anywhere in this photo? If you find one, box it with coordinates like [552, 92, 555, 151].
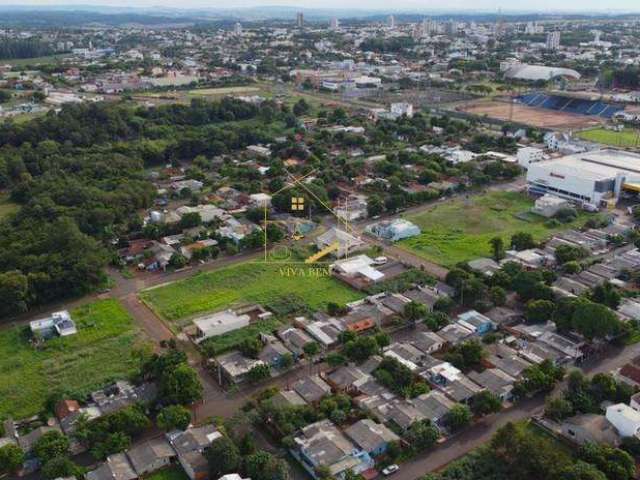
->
[373, 256, 388, 265]
[382, 465, 399, 476]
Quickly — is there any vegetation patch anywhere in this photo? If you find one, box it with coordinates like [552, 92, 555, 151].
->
[577, 127, 640, 148]
[0, 299, 147, 419]
[140, 261, 363, 323]
[399, 191, 588, 267]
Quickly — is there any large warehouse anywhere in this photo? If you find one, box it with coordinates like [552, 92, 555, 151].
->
[527, 149, 640, 207]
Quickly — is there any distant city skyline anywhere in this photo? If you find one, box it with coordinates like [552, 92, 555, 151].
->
[3, 0, 640, 13]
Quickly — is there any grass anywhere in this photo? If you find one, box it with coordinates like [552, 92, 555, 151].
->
[398, 191, 589, 267]
[188, 86, 263, 96]
[144, 466, 189, 480]
[0, 299, 148, 419]
[6, 54, 68, 67]
[577, 127, 640, 147]
[0, 193, 18, 219]
[201, 317, 282, 356]
[139, 261, 364, 323]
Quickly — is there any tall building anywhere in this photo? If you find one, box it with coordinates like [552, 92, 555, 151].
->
[546, 31, 561, 50]
[388, 15, 395, 28]
[233, 22, 242, 35]
[330, 17, 339, 30]
[296, 12, 304, 28]
[423, 18, 438, 35]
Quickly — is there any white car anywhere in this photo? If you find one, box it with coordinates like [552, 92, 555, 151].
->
[382, 465, 400, 476]
[373, 256, 388, 265]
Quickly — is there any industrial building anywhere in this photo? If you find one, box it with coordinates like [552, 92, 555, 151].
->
[526, 149, 640, 207]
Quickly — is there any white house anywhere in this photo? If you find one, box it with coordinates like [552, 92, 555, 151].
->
[606, 403, 640, 438]
[517, 146, 545, 168]
[192, 310, 250, 342]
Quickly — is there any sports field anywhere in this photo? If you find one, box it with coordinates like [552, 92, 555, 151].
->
[577, 127, 640, 147]
[0, 299, 148, 418]
[139, 261, 364, 324]
[398, 191, 588, 267]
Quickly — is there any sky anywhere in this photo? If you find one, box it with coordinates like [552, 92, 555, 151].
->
[2, 0, 640, 13]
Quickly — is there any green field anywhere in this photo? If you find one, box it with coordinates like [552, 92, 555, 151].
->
[6, 54, 68, 67]
[140, 261, 364, 323]
[0, 193, 18, 219]
[0, 299, 148, 419]
[399, 191, 588, 267]
[577, 127, 640, 147]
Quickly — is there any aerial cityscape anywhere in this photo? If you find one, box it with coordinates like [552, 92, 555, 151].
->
[3, 4, 640, 480]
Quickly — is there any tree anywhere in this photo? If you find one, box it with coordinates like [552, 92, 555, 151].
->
[444, 339, 485, 371]
[0, 270, 29, 317]
[544, 397, 574, 421]
[572, 300, 622, 340]
[293, 99, 310, 116]
[558, 461, 607, 480]
[41, 457, 80, 480]
[327, 352, 347, 367]
[367, 195, 384, 217]
[489, 286, 507, 306]
[243, 450, 290, 480]
[247, 364, 271, 383]
[207, 436, 241, 478]
[404, 301, 428, 325]
[157, 405, 192, 431]
[511, 232, 536, 251]
[445, 404, 472, 432]
[579, 443, 636, 480]
[169, 252, 188, 268]
[33, 430, 69, 460]
[590, 282, 621, 310]
[0, 90, 11, 103]
[405, 419, 439, 451]
[0, 444, 24, 474]
[160, 363, 203, 405]
[555, 244, 588, 264]
[489, 236, 505, 262]
[525, 299, 556, 324]
[343, 336, 379, 363]
[303, 341, 320, 359]
[470, 391, 502, 416]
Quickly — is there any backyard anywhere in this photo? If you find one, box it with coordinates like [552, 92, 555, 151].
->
[398, 191, 588, 267]
[577, 127, 640, 147]
[0, 299, 148, 419]
[139, 261, 364, 324]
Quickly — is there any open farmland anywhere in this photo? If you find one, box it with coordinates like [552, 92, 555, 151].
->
[139, 261, 364, 325]
[398, 191, 589, 267]
[0, 299, 148, 418]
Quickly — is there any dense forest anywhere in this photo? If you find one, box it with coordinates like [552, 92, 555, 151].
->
[0, 38, 54, 60]
[0, 98, 280, 318]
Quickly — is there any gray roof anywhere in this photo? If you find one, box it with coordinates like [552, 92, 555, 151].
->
[344, 419, 400, 453]
[411, 390, 456, 423]
[126, 437, 175, 474]
[468, 368, 516, 397]
[268, 390, 308, 408]
[168, 424, 220, 455]
[412, 331, 446, 354]
[293, 375, 332, 403]
[86, 453, 136, 480]
[443, 376, 484, 402]
[402, 287, 440, 309]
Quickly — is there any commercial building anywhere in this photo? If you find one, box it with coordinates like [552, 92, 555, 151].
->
[527, 149, 640, 207]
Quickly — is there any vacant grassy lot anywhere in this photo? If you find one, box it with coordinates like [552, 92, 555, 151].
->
[399, 191, 588, 267]
[188, 86, 262, 96]
[201, 317, 282, 356]
[577, 127, 640, 147]
[0, 299, 147, 419]
[140, 261, 363, 323]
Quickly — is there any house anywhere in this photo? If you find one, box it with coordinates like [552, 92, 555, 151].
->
[344, 419, 400, 457]
[278, 327, 315, 358]
[383, 343, 426, 371]
[30, 310, 77, 340]
[219, 475, 251, 480]
[412, 331, 446, 355]
[468, 368, 516, 401]
[171, 179, 204, 193]
[192, 309, 251, 342]
[126, 437, 176, 476]
[301, 317, 344, 348]
[331, 255, 386, 287]
[467, 258, 501, 277]
[325, 366, 369, 394]
[411, 390, 456, 430]
[316, 227, 365, 258]
[167, 425, 222, 480]
[606, 403, 640, 438]
[291, 420, 374, 479]
[268, 390, 308, 408]
[380, 400, 426, 431]
[366, 219, 420, 242]
[216, 351, 265, 385]
[258, 336, 292, 369]
[86, 453, 137, 480]
[293, 375, 332, 404]
[436, 323, 473, 346]
[402, 287, 442, 311]
[90, 381, 157, 415]
[484, 344, 533, 378]
[561, 414, 621, 446]
[456, 310, 496, 335]
[442, 376, 485, 404]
